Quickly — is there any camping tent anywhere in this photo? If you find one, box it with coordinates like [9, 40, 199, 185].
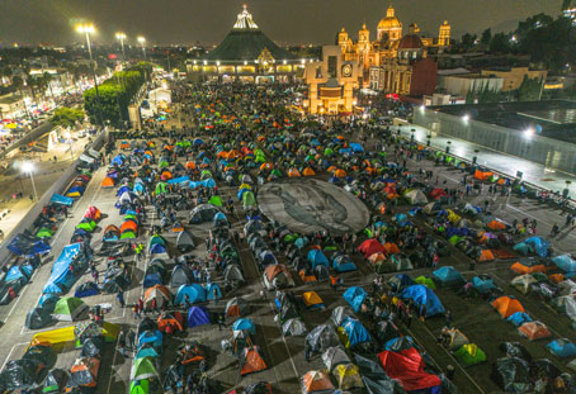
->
[343, 286, 367, 313]
[491, 296, 524, 319]
[300, 371, 334, 394]
[52, 297, 88, 321]
[399, 285, 445, 317]
[432, 266, 466, 288]
[453, 343, 487, 366]
[377, 348, 441, 392]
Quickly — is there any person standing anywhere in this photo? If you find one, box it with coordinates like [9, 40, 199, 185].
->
[118, 330, 127, 357]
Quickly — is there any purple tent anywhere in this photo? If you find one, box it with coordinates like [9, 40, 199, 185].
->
[188, 306, 211, 328]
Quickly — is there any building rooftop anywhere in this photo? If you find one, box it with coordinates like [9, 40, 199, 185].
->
[430, 100, 576, 143]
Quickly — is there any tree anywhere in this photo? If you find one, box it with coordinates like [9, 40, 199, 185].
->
[460, 33, 477, 51]
[465, 83, 476, 104]
[480, 28, 492, 46]
[518, 76, 543, 101]
[51, 107, 85, 128]
[489, 33, 511, 54]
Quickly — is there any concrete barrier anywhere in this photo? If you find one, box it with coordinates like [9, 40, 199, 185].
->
[0, 129, 108, 268]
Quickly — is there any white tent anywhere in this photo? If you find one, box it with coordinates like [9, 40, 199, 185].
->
[148, 88, 172, 105]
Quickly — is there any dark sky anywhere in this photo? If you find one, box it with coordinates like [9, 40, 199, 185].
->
[0, 0, 564, 46]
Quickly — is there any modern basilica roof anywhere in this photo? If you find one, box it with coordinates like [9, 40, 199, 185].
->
[202, 4, 296, 62]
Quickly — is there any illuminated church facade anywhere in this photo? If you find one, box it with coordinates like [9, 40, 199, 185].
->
[337, 4, 451, 96]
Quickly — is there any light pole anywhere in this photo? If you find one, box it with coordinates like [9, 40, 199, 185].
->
[115, 32, 127, 61]
[76, 23, 104, 126]
[22, 162, 38, 202]
[137, 36, 147, 60]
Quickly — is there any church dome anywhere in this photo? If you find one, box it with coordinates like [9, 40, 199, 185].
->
[378, 6, 402, 30]
[398, 33, 423, 49]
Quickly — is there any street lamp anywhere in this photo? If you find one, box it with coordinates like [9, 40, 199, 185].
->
[22, 162, 38, 202]
[137, 36, 147, 60]
[76, 23, 104, 126]
[115, 32, 127, 61]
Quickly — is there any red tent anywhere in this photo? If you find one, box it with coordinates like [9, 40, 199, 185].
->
[430, 188, 448, 200]
[357, 239, 385, 259]
[378, 348, 441, 392]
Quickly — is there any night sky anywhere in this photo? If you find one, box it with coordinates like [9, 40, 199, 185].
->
[0, 0, 565, 46]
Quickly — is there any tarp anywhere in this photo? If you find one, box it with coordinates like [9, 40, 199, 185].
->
[343, 286, 367, 313]
[50, 194, 74, 206]
[378, 347, 441, 392]
[399, 285, 445, 317]
[43, 243, 82, 295]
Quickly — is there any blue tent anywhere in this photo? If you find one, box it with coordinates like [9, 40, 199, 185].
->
[213, 212, 228, 227]
[168, 176, 190, 185]
[307, 250, 329, 269]
[188, 306, 210, 328]
[8, 237, 51, 258]
[175, 284, 206, 305]
[136, 347, 160, 359]
[390, 273, 415, 291]
[343, 286, 367, 313]
[137, 330, 163, 349]
[546, 339, 575, 358]
[507, 312, 533, 327]
[350, 143, 364, 153]
[399, 285, 445, 317]
[524, 236, 551, 257]
[5, 265, 33, 284]
[149, 243, 167, 254]
[233, 318, 256, 335]
[206, 283, 222, 300]
[143, 272, 162, 288]
[432, 266, 466, 287]
[332, 256, 357, 272]
[50, 194, 74, 206]
[237, 188, 250, 200]
[193, 138, 204, 146]
[43, 243, 82, 295]
[513, 242, 533, 256]
[552, 255, 576, 277]
[384, 336, 416, 352]
[111, 155, 124, 166]
[117, 185, 131, 197]
[341, 317, 371, 346]
[472, 276, 496, 294]
[133, 183, 145, 194]
[38, 293, 60, 311]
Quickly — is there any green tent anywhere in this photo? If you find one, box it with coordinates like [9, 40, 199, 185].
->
[201, 170, 212, 178]
[53, 297, 88, 322]
[155, 182, 168, 195]
[159, 160, 170, 168]
[131, 357, 159, 382]
[324, 148, 334, 156]
[242, 191, 256, 208]
[453, 344, 486, 366]
[124, 214, 137, 222]
[120, 231, 136, 240]
[77, 221, 97, 232]
[130, 380, 150, 394]
[448, 235, 463, 245]
[36, 227, 55, 238]
[270, 168, 282, 177]
[415, 276, 437, 290]
[531, 272, 548, 282]
[209, 195, 223, 207]
[149, 235, 165, 247]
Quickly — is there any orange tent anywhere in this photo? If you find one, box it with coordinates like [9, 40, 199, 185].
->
[301, 371, 335, 394]
[260, 162, 273, 171]
[120, 142, 129, 149]
[69, 357, 100, 389]
[303, 168, 315, 176]
[487, 220, 506, 230]
[299, 269, 317, 283]
[491, 296, 524, 318]
[334, 169, 347, 178]
[518, 321, 551, 341]
[548, 273, 564, 283]
[120, 221, 138, 233]
[302, 291, 324, 308]
[479, 249, 495, 262]
[217, 151, 227, 158]
[368, 252, 387, 264]
[510, 262, 546, 275]
[104, 224, 121, 234]
[240, 346, 267, 376]
[264, 264, 289, 282]
[288, 168, 301, 177]
[161, 170, 173, 180]
[327, 166, 337, 173]
[474, 170, 493, 181]
[157, 312, 184, 333]
[185, 162, 197, 170]
[366, 167, 377, 176]
[384, 243, 400, 254]
[101, 177, 115, 188]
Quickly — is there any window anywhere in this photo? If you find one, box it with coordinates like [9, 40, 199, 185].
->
[328, 56, 337, 78]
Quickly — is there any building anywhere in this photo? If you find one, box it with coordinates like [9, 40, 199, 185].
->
[187, 5, 305, 83]
[29, 68, 75, 95]
[0, 94, 26, 119]
[480, 67, 547, 92]
[369, 25, 438, 96]
[337, 4, 450, 87]
[304, 46, 360, 115]
[413, 100, 576, 174]
[436, 70, 503, 97]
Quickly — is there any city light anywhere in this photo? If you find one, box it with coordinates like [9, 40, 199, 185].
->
[21, 161, 34, 173]
[137, 36, 146, 44]
[462, 114, 470, 122]
[115, 32, 126, 40]
[75, 24, 95, 34]
[216, 61, 221, 66]
[420, 105, 426, 112]
[524, 127, 534, 138]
